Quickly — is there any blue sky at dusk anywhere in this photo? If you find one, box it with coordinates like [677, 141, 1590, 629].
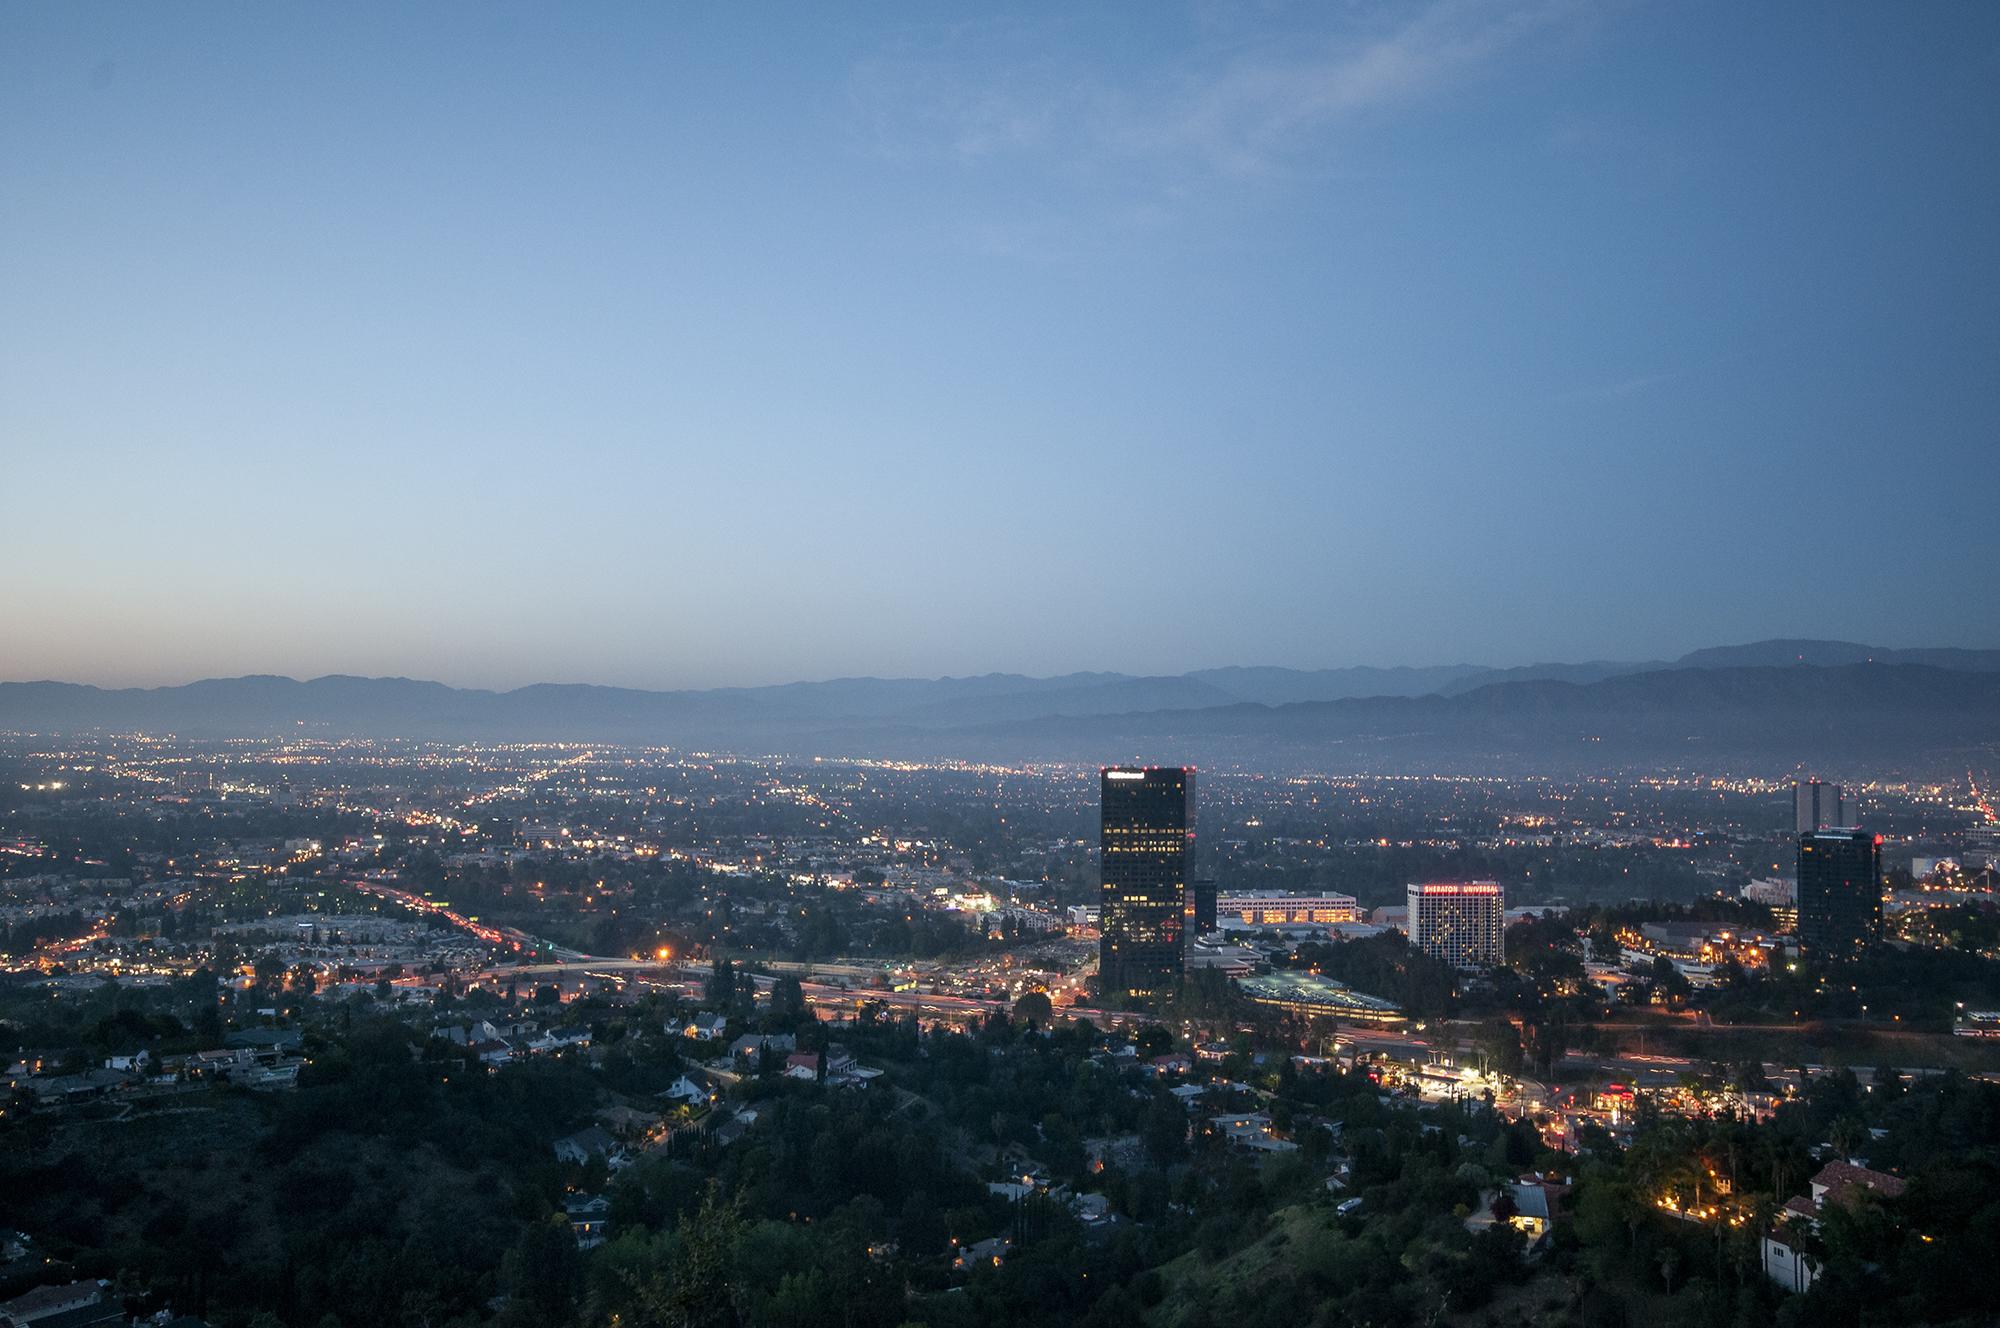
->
[4, 2, 1997, 689]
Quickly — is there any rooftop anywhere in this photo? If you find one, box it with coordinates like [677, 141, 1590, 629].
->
[1236, 971, 1402, 1019]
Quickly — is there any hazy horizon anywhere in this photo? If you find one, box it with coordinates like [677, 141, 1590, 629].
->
[11, 634, 2000, 695]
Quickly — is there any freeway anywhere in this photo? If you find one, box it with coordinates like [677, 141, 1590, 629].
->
[348, 879, 589, 960]
[462, 955, 1165, 1030]
[343, 878, 1207, 1035]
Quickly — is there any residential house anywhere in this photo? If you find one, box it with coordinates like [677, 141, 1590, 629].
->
[0, 1278, 121, 1327]
[727, 1032, 794, 1062]
[470, 1039, 514, 1069]
[1508, 1178, 1568, 1240]
[1206, 1112, 1297, 1153]
[1762, 1161, 1908, 1293]
[529, 1027, 591, 1056]
[553, 1126, 619, 1166]
[953, 1236, 1012, 1271]
[663, 1074, 713, 1107]
[1474, 1177, 1568, 1242]
[563, 1193, 611, 1250]
[680, 1012, 728, 1041]
[225, 1028, 304, 1056]
[434, 1019, 507, 1047]
[25, 1069, 127, 1105]
[714, 1105, 761, 1147]
[597, 1104, 662, 1138]
[1069, 1193, 1112, 1226]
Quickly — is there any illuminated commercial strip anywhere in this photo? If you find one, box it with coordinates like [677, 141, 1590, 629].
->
[1615, 921, 1779, 985]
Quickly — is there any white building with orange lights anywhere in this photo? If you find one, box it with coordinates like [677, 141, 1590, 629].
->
[1406, 881, 1504, 968]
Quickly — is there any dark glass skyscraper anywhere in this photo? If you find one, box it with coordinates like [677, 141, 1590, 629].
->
[1794, 779, 1852, 834]
[1099, 767, 1193, 1002]
[1797, 829, 1881, 962]
[1189, 878, 1218, 935]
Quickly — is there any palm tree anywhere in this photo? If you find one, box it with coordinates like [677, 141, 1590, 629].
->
[1759, 1133, 1799, 1199]
[1739, 1194, 1780, 1286]
[1658, 1245, 1683, 1294]
[1831, 1114, 1868, 1160]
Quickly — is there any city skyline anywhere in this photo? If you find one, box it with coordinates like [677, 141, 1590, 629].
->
[5, 5, 1999, 1326]
[6, 2, 1999, 690]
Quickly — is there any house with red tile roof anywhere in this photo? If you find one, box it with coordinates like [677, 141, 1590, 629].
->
[1762, 1160, 1909, 1293]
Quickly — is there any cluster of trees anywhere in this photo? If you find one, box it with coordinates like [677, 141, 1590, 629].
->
[12, 944, 2000, 1328]
[0, 968, 224, 1065]
[1, 1008, 607, 1326]
[0, 909, 95, 956]
[1212, 838, 1715, 910]
[0, 800, 357, 887]
[430, 847, 1001, 965]
[1290, 934, 1458, 1019]
[1562, 1067, 2000, 1327]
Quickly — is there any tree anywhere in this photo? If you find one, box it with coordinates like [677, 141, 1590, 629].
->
[772, 975, 806, 1024]
[1012, 991, 1053, 1029]
[501, 1215, 582, 1326]
[1830, 1114, 1868, 1160]
[1142, 1099, 1186, 1167]
[625, 1182, 743, 1328]
[1477, 1019, 1525, 1077]
[706, 958, 737, 1009]
[1525, 1012, 1570, 1080]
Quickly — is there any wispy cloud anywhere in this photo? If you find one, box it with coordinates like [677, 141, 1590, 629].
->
[1122, 0, 1577, 176]
[1555, 370, 1680, 403]
[850, 1, 1584, 181]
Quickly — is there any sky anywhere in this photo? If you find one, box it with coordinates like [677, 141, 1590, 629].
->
[3, 2, 1997, 691]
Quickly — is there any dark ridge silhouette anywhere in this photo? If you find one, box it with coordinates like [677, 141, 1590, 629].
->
[4, 640, 1998, 772]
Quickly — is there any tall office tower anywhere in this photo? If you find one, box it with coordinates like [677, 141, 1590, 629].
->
[1794, 779, 1852, 833]
[1797, 829, 1882, 962]
[1406, 881, 1504, 969]
[1189, 878, 1218, 935]
[1099, 767, 1193, 1001]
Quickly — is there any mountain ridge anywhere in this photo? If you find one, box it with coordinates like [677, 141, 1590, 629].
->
[4, 640, 1999, 773]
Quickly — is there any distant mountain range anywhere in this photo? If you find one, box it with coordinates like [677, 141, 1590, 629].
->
[5, 639, 1999, 773]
